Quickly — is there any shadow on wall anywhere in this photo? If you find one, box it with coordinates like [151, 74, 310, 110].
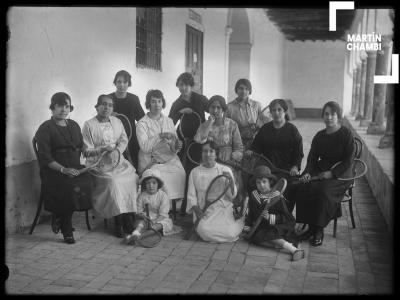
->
[6, 160, 44, 234]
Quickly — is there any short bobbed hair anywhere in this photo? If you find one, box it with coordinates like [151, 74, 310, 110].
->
[145, 89, 166, 109]
[234, 78, 252, 94]
[113, 70, 132, 87]
[321, 101, 342, 120]
[207, 95, 227, 112]
[176, 72, 195, 87]
[49, 92, 74, 112]
[202, 140, 219, 156]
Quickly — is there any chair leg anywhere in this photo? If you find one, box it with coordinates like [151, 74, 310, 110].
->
[172, 199, 177, 221]
[85, 210, 91, 231]
[348, 190, 356, 229]
[29, 194, 44, 234]
[104, 219, 108, 230]
[333, 217, 337, 238]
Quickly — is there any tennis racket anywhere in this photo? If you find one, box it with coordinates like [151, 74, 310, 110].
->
[177, 111, 202, 164]
[244, 178, 287, 240]
[114, 113, 134, 163]
[79, 148, 121, 175]
[136, 203, 162, 248]
[292, 158, 367, 184]
[246, 151, 291, 176]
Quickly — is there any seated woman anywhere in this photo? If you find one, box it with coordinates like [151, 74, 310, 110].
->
[186, 141, 245, 242]
[82, 94, 139, 238]
[247, 99, 304, 212]
[295, 101, 355, 247]
[35, 92, 93, 244]
[194, 95, 244, 198]
[136, 89, 186, 209]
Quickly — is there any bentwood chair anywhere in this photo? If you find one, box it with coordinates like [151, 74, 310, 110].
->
[29, 137, 91, 234]
[332, 136, 364, 237]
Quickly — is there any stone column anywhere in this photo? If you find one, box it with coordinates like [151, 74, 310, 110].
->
[354, 64, 362, 118]
[350, 69, 357, 115]
[367, 36, 392, 134]
[355, 57, 367, 120]
[359, 51, 377, 126]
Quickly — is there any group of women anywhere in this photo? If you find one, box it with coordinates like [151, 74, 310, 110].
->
[35, 70, 355, 248]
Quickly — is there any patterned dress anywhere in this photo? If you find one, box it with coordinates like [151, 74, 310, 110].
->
[82, 116, 139, 219]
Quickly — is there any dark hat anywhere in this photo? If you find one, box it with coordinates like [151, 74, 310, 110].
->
[253, 165, 277, 181]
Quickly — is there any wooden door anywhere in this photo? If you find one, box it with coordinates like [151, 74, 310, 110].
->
[185, 25, 203, 94]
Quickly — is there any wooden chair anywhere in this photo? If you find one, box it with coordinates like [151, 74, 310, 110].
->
[29, 137, 91, 234]
[332, 136, 364, 237]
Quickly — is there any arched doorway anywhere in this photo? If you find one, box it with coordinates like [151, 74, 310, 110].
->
[227, 8, 252, 102]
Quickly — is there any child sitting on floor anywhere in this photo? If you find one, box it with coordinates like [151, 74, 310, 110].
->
[125, 168, 174, 244]
[246, 165, 304, 261]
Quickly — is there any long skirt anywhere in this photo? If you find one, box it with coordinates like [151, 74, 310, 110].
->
[196, 199, 244, 243]
[42, 168, 93, 213]
[294, 179, 351, 227]
[91, 159, 139, 219]
[149, 156, 186, 201]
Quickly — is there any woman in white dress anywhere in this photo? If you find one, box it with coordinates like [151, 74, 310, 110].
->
[82, 94, 139, 238]
[186, 141, 245, 242]
[136, 89, 186, 208]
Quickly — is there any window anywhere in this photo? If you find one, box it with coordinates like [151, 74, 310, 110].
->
[136, 7, 162, 71]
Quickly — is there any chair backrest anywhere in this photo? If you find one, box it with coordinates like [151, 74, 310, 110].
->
[354, 137, 363, 159]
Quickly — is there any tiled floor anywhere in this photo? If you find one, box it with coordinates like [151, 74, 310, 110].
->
[5, 119, 393, 294]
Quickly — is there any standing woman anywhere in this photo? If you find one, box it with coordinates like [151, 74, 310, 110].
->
[82, 94, 139, 238]
[168, 72, 208, 213]
[108, 70, 145, 170]
[186, 141, 244, 242]
[295, 101, 355, 247]
[34, 92, 93, 244]
[248, 99, 304, 212]
[136, 89, 186, 207]
[226, 78, 269, 150]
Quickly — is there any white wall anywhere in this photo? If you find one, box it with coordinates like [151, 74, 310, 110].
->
[282, 40, 346, 111]
[6, 7, 228, 167]
[247, 8, 285, 108]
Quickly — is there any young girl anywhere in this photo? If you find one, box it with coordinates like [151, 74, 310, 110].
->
[247, 165, 304, 261]
[125, 168, 174, 244]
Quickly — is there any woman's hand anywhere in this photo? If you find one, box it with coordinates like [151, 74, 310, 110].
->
[101, 144, 115, 152]
[290, 166, 299, 176]
[206, 115, 215, 126]
[62, 167, 79, 177]
[222, 171, 235, 194]
[261, 210, 270, 220]
[318, 171, 333, 180]
[299, 173, 311, 183]
[159, 132, 174, 140]
[244, 150, 253, 157]
[179, 107, 194, 114]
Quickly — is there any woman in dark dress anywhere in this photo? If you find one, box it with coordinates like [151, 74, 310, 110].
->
[168, 72, 209, 213]
[34, 92, 93, 244]
[296, 101, 355, 247]
[108, 70, 145, 170]
[247, 99, 304, 212]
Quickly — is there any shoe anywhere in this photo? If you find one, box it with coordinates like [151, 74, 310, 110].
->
[114, 226, 124, 238]
[63, 234, 75, 244]
[124, 234, 136, 245]
[291, 249, 305, 261]
[311, 231, 324, 247]
[51, 215, 61, 234]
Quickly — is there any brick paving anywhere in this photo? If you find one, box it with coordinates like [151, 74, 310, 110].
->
[5, 119, 393, 294]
